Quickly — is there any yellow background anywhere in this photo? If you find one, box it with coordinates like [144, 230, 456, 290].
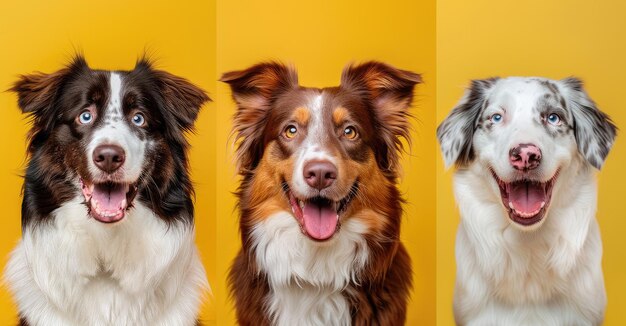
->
[0, 0, 437, 325]
[215, 0, 436, 325]
[2, 0, 625, 325]
[437, 1, 626, 325]
[0, 0, 217, 323]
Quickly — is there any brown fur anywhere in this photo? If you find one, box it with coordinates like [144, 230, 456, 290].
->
[222, 61, 420, 325]
[10, 55, 210, 227]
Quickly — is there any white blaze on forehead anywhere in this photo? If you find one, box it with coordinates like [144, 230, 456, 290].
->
[87, 72, 147, 182]
[311, 94, 323, 114]
[109, 73, 123, 114]
[291, 94, 337, 196]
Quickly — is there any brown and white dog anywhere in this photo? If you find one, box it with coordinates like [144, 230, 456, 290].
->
[221, 61, 421, 326]
[5, 56, 209, 325]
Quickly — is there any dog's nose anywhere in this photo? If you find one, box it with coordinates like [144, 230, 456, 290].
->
[93, 144, 125, 173]
[509, 143, 542, 170]
[303, 161, 337, 190]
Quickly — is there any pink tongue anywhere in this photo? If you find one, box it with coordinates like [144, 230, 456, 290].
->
[508, 182, 546, 216]
[302, 201, 338, 240]
[92, 184, 127, 212]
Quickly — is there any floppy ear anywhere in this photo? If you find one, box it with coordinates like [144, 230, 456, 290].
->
[11, 69, 67, 115]
[437, 78, 498, 168]
[220, 62, 298, 172]
[340, 61, 422, 172]
[135, 59, 210, 132]
[558, 77, 617, 169]
[10, 56, 88, 130]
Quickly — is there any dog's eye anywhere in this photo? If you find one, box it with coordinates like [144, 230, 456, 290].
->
[78, 111, 94, 124]
[131, 113, 146, 127]
[343, 126, 358, 140]
[284, 125, 298, 139]
[490, 114, 503, 123]
[547, 113, 562, 125]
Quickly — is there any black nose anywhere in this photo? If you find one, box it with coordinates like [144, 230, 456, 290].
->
[303, 161, 338, 190]
[93, 144, 125, 173]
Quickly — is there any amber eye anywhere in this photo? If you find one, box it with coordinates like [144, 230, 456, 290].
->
[284, 125, 298, 139]
[343, 126, 358, 140]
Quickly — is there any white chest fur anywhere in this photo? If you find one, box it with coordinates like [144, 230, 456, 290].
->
[5, 197, 207, 326]
[453, 170, 606, 326]
[251, 212, 369, 326]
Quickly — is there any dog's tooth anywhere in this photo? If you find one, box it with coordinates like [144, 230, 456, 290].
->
[509, 202, 514, 209]
[540, 201, 545, 208]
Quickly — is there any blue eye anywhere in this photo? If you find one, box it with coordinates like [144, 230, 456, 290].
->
[78, 111, 93, 124]
[131, 113, 145, 126]
[491, 114, 503, 123]
[547, 113, 561, 125]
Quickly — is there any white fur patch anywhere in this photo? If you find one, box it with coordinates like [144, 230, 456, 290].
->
[291, 94, 337, 198]
[448, 78, 607, 324]
[5, 196, 207, 325]
[87, 72, 147, 182]
[453, 167, 606, 324]
[251, 212, 369, 326]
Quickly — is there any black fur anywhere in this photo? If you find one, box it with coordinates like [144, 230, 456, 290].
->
[560, 77, 617, 169]
[10, 55, 210, 229]
[437, 78, 499, 167]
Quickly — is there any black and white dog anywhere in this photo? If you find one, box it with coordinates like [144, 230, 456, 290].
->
[5, 56, 210, 325]
[438, 77, 616, 325]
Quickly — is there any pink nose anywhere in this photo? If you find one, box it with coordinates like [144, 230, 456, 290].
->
[509, 143, 542, 170]
[303, 161, 337, 190]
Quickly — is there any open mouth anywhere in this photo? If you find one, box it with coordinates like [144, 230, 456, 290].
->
[80, 178, 138, 224]
[284, 182, 357, 241]
[491, 169, 559, 227]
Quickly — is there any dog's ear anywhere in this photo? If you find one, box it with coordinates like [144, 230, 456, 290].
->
[558, 77, 616, 169]
[10, 56, 88, 130]
[135, 59, 210, 132]
[340, 61, 421, 172]
[221, 62, 298, 172]
[437, 78, 498, 168]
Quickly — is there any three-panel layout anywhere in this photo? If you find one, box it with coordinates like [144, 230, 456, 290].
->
[3, 56, 616, 326]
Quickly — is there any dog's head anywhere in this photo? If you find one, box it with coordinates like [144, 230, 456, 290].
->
[438, 77, 616, 230]
[12, 56, 209, 224]
[222, 62, 420, 241]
